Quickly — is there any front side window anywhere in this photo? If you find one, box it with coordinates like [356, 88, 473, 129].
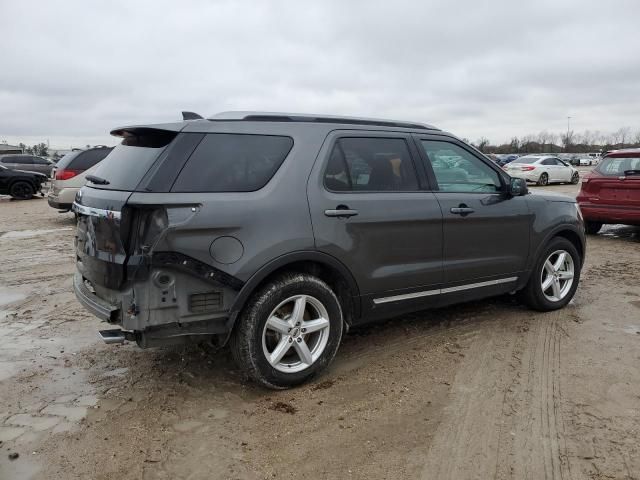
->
[172, 134, 293, 193]
[421, 141, 502, 193]
[324, 137, 418, 192]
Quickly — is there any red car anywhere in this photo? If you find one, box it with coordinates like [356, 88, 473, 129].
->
[577, 148, 640, 234]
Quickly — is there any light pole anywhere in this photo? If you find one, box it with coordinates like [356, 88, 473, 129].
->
[566, 116, 571, 152]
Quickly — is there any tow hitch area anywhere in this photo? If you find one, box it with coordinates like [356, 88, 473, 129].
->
[98, 329, 134, 344]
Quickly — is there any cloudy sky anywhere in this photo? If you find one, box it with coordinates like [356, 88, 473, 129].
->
[1, 0, 639, 149]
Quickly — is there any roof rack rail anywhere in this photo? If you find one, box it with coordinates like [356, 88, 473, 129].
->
[208, 111, 438, 130]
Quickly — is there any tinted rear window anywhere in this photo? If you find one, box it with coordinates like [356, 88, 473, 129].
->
[596, 157, 640, 176]
[171, 134, 293, 192]
[55, 151, 82, 169]
[89, 130, 177, 191]
[66, 148, 113, 170]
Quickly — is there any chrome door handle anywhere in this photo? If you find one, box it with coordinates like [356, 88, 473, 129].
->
[325, 208, 359, 218]
[450, 206, 475, 215]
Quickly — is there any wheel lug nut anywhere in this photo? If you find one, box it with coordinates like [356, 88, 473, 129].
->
[301, 328, 306, 333]
[297, 338, 302, 342]
[289, 338, 293, 343]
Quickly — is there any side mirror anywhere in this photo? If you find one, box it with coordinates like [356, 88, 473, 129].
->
[509, 177, 528, 196]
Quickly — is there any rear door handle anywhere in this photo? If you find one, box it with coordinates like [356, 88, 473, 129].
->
[450, 206, 475, 215]
[325, 207, 359, 218]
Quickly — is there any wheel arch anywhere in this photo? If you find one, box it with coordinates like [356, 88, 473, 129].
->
[530, 225, 585, 272]
[228, 251, 361, 331]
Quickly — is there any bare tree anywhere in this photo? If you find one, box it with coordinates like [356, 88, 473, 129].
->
[616, 127, 631, 147]
[509, 137, 521, 153]
[538, 131, 552, 152]
[561, 130, 575, 151]
[474, 137, 490, 152]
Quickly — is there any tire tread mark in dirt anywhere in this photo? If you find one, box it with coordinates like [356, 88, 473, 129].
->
[541, 314, 570, 480]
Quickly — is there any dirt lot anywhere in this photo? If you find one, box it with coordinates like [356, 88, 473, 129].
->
[1, 179, 639, 480]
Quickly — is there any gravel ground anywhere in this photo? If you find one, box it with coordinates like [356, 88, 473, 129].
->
[1, 176, 639, 480]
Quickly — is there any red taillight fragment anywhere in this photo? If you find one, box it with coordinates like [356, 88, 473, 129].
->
[55, 169, 81, 180]
[521, 166, 536, 171]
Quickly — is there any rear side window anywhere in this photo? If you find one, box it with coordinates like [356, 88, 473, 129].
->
[324, 137, 418, 192]
[597, 157, 640, 176]
[171, 134, 293, 193]
[66, 148, 113, 170]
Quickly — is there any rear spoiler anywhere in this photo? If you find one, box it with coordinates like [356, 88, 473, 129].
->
[110, 123, 186, 138]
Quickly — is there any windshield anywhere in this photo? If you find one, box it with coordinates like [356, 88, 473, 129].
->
[596, 157, 640, 176]
[510, 157, 539, 164]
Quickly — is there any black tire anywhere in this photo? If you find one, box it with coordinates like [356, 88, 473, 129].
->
[585, 221, 602, 235]
[571, 172, 580, 184]
[230, 273, 343, 389]
[537, 173, 549, 186]
[9, 181, 34, 200]
[519, 237, 581, 312]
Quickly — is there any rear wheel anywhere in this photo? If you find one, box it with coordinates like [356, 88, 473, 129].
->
[230, 273, 343, 389]
[519, 237, 581, 311]
[571, 172, 580, 184]
[585, 221, 602, 235]
[9, 181, 34, 200]
[537, 172, 549, 186]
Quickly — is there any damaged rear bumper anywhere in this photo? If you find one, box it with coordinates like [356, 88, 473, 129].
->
[73, 272, 121, 322]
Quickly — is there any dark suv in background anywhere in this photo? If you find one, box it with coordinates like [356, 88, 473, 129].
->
[0, 154, 54, 176]
[73, 112, 585, 388]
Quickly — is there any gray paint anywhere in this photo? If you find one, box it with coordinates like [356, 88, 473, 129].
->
[72, 114, 586, 346]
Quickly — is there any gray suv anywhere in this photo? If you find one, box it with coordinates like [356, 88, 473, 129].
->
[0, 154, 54, 176]
[73, 112, 585, 388]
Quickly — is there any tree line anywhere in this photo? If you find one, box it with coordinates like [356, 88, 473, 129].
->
[471, 127, 640, 154]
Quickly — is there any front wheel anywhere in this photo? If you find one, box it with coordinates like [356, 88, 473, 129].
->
[230, 273, 343, 389]
[537, 173, 549, 186]
[519, 237, 581, 311]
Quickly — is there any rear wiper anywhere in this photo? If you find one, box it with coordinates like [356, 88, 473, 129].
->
[86, 175, 110, 185]
[623, 170, 640, 176]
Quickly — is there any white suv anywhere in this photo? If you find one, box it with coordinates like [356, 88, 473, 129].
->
[48, 146, 113, 210]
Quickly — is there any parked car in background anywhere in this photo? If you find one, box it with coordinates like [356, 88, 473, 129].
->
[0, 164, 47, 199]
[0, 154, 54, 176]
[577, 148, 640, 234]
[48, 146, 114, 211]
[497, 154, 519, 166]
[504, 155, 579, 186]
[72, 111, 585, 389]
[579, 157, 596, 166]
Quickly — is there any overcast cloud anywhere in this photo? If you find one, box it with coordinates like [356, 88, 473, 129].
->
[1, 0, 639, 148]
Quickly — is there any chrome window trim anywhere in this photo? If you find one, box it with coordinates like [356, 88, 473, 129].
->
[72, 202, 122, 220]
[373, 276, 518, 305]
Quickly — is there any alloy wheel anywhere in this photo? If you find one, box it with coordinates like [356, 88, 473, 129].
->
[262, 295, 331, 373]
[540, 250, 575, 302]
